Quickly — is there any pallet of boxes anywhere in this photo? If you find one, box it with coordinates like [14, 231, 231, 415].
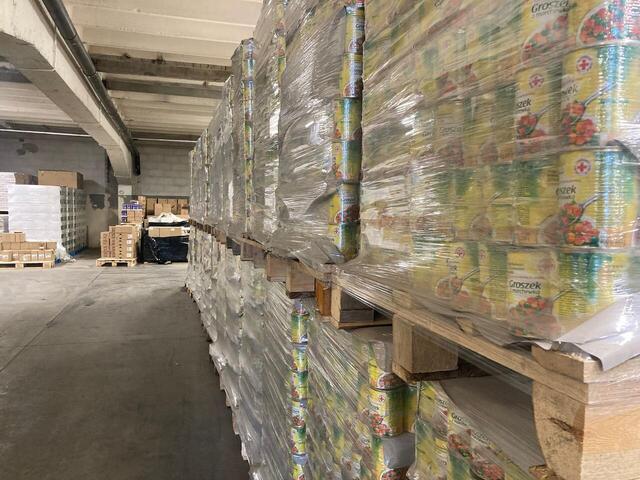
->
[0, 232, 56, 269]
[97, 224, 140, 267]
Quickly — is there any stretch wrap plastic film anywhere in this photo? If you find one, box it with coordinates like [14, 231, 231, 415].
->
[412, 377, 545, 480]
[306, 321, 415, 479]
[272, 0, 365, 268]
[342, 0, 640, 369]
[250, 0, 287, 245]
[230, 39, 256, 238]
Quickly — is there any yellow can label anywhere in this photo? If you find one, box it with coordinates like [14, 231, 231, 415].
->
[561, 45, 640, 147]
[463, 93, 498, 167]
[434, 101, 464, 167]
[368, 387, 405, 437]
[514, 199, 560, 246]
[515, 64, 562, 151]
[520, 0, 570, 61]
[507, 249, 561, 338]
[569, 0, 640, 46]
[558, 149, 638, 248]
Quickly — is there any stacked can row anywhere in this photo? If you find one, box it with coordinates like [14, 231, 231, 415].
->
[306, 322, 416, 479]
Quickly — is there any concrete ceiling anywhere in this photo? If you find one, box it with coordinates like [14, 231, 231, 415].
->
[62, 0, 262, 139]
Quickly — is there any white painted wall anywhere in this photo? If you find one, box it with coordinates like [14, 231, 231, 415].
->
[134, 144, 191, 197]
[0, 132, 118, 247]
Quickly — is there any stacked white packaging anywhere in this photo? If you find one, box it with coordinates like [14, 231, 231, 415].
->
[7, 185, 87, 256]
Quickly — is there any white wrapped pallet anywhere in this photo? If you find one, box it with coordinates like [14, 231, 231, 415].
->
[7, 184, 87, 257]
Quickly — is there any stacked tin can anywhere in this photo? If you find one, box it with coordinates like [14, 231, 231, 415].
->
[356, 0, 640, 343]
[231, 39, 256, 236]
[306, 323, 415, 479]
[329, 0, 365, 261]
[290, 301, 311, 479]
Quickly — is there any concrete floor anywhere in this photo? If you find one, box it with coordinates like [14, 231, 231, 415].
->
[0, 255, 248, 480]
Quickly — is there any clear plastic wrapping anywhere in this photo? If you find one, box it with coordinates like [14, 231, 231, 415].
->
[230, 39, 256, 238]
[250, 0, 287, 245]
[411, 377, 545, 480]
[343, 0, 640, 368]
[271, 0, 365, 268]
[306, 320, 415, 479]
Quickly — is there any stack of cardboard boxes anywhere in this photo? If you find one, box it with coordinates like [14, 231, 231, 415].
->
[144, 197, 189, 218]
[121, 201, 145, 224]
[0, 232, 56, 263]
[99, 225, 140, 259]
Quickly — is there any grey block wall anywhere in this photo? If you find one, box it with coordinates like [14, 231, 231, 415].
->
[134, 144, 191, 197]
[0, 132, 118, 247]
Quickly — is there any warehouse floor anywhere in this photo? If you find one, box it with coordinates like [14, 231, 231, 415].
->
[0, 256, 248, 480]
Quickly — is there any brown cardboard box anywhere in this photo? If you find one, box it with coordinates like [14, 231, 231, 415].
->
[38, 170, 84, 189]
[148, 226, 183, 238]
[100, 232, 111, 257]
[46, 242, 57, 250]
[154, 203, 173, 215]
[0, 251, 12, 262]
[145, 197, 157, 215]
[0, 233, 14, 242]
[13, 173, 37, 185]
[14, 232, 26, 242]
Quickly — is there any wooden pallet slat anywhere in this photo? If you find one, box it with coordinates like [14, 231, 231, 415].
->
[96, 257, 137, 267]
[0, 260, 54, 270]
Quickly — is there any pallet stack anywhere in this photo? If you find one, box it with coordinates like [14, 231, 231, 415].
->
[0, 231, 56, 269]
[97, 224, 140, 267]
[185, 0, 640, 479]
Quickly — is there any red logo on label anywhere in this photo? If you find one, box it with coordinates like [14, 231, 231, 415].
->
[529, 73, 544, 89]
[577, 55, 593, 73]
[455, 247, 465, 258]
[575, 158, 591, 175]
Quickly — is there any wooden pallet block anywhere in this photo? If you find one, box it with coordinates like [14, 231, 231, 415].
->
[0, 260, 54, 270]
[266, 254, 288, 282]
[96, 257, 137, 267]
[333, 271, 640, 479]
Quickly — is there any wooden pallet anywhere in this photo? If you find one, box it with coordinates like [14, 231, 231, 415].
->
[0, 260, 54, 270]
[333, 270, 640, 480]
[96, 257, 137, 267]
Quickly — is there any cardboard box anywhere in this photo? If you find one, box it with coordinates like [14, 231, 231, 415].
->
[154, 203, 173, 215]
[13, 173, 37, 185]
[148, 226, 184, 238]
[100, 232, 111, 258]
[0, 233, 13, 243]
[145, 197, 157, 215]
[177, 199, 188, 207]
[14, 232, 26, 242]
[0, 251, 12, 262]
[46, 242, 57, 250]
[38, 170, 84, 189]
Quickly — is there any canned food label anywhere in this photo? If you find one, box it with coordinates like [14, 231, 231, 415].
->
[340, 53, 364, 98]
[507, 249, 561, 338]
[291, 345, 308, 373]
[328, 223, 359, 260]
[561, 45, 640, 147]
[558, 149, 638, 247]
[329, 184, 360, 224]
[521, 0, 570, 60]
[344, 6, 365, 53]
[570, 0, 640, 46]
[335, 99, 362, 141]
[368, 356, 404, 390]
[291, 312, 309, 344]
[291, 370, 309, 401]
[434, 101, 464, 167]
[515, 65, 561, 149]
[332, 140, 362, 182]
[368, 387, 405, 437]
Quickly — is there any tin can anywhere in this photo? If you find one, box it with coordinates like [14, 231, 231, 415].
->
[434, 100, 464, 166]
[507, 248, 561, 338]
[520, 0, 570, 61]
[370, 436, 411, 480]
[415, 419, 448, 480]
[478, 243, 509, 321]
[334, 98, 362, 141]
[436, 242, 481, 312]
[329, 222, 359, 260]
[561, 45, 640, 147]
[405, 383, 418, 434]
[332, 140, 362, 182]
[368, 386, 405, 437]
[416, 44, 439, 99]
[340, 53, 364, 98]
[291, 370, 309, 401]
[515, 63, 562, 153]
[556, 249, 640, 333]
[291, 424, 307, 455]
[291, 345, 308, 373]
[495, 83, 518, 163]
[513, 157, 561, 246]
[569, 0, 640, 47]
[558, 149, 639, 248]
[292, 459, 306, 480]
[292, 400, 307, 429]
[448, 410, 472, 479]
[469, 428, 505, 480]
[329, 184, 360, 224]
[461, 0, 500, 92]
[368, 356, 404, 390]
[291, 311, 309, 344]
[463, 92, 498, 167]
[344, 5, 365, 53]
